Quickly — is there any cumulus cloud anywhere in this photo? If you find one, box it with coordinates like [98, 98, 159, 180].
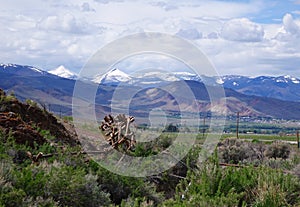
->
[176, 28, 202, 40]
[94, 0, 124, 4]
[37, 13, 95, 34]
[207, 32, 219, 39]
[275, 14, 300, 41]
[149, 1, 178, 11]
[1, 0, 300, 77]
[221, 18, 265, 42]
[94, 0, 109, 4]
[81, 2, 95, 12]
[283, 13, 300, 35]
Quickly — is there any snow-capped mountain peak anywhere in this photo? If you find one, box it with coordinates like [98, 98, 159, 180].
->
[173, 71, 201, 81]
[92, 68, 132, 84]
[0, 63, 43, 73]
[215, 78, 224, 84]
[49, 65, 78, 79]
[0, 63, 45, 75]
[275, 75, 300, 84]
[0, 63, 18, 69]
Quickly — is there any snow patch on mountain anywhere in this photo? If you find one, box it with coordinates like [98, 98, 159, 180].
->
[216, 78, 224, 84]
[49, 65, 78, 79]
[291, 78, 300, 84]
[93, 69, 207, 86]
[28, 66, 43, 74]
[0, 63, 18, 68]
[173, 71, 201, 81]
[135, 71, 179, 82]
[93, 68, 132, 84]
[0, 63, 45, 75]
[233, 81, 238, 86]
[283, 75, 300, 84]
[271, 75, 300, 84]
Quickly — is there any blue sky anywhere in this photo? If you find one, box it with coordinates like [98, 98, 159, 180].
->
[1, 0, 300, 77]
[251, 0, 300, 23]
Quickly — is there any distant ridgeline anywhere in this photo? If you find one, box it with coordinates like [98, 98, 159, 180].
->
[1, 64, 300, 120]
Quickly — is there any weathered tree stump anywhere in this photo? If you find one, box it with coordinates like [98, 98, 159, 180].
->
[100, 114, 136, 152]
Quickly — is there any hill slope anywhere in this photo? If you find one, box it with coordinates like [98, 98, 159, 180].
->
[125, 80, 300, 119]
[0, 89, 78, 146]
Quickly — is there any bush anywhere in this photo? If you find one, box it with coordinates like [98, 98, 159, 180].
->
[63, 116, 73, 122]
[252, 166, 300, 206]
[96, 167, 163, 206]
[23, 196, 59, 207]
[1, 159, 111, 207]
[25, 99, 38, 107]
[293, 163, 300, 179]
[218, 138, 265, 164]
[164, 151, 247, 206]
[1, 188, 26, 207]
[12, 165, 49, 198]
[0, 162, 26, 207]
[162, 151, 300, 207]
[265, 142, 291, 159]
[45, 165, 111, 207]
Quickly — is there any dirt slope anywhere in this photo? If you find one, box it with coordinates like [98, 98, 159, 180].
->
[0, 89, 78, 146]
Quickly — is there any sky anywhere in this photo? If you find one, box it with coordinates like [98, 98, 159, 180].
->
[1, 0, 300, 77]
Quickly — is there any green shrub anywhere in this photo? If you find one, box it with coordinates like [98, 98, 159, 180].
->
[12, 165, 49, 197]
[25, 99, 38, 107]
[0, 162, 27, 206]
[293, 163, 300, 179]
[1, 188, 26, 207]
[63, 116, 73, 122]
[23, 196, 59, 207]
[252, 167, 300, 206]
[96, 167, 162, 206]
[45, 165, 111, 207]
[162, 151, 300, 207]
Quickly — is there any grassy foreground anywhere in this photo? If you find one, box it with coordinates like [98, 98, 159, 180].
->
[1, 129, 300, 207]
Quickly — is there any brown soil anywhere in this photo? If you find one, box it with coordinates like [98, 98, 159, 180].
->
[0, 89, 78, 146]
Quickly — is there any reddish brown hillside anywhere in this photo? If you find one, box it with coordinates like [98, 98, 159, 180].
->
[0, 89, 78, 146]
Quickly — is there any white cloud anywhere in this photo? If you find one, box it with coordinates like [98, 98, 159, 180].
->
[1, 0, 300, 78]
[274, 13, 300, 41]
[171, 0, 264, 20]
[94, 0, 108, 3]
[207, 32, 219, 39]
[37, 13, 96, 34]
[114, 53, 191, 73]
[149, 1, 178, 11]
[221, 18, 265, 42]
[94, 0, 115, 4]
[283, 13, 300, 35]
[292, 10, 300, 15]
[81, 2, 95, 12]
[176, 28, 202, 40]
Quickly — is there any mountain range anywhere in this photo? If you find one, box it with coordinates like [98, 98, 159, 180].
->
[1, 63, 300, 120]
[90, 68, 300, 102]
